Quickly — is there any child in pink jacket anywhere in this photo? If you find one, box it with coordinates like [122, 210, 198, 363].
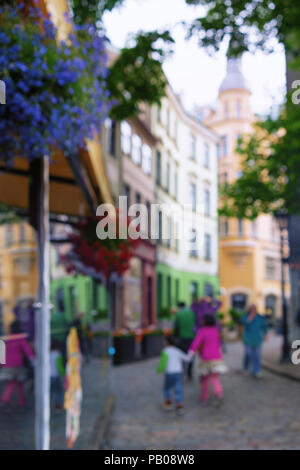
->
[189, 314, 226, 406]
[1, 320, 34, 408]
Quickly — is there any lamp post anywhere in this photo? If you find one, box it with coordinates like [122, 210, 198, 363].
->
[275, 209, 290, 363]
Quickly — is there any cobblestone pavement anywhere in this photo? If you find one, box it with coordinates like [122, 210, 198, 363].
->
[107, 342, 300, 450]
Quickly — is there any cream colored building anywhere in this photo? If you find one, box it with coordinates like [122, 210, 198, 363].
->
[204, 58, 289, 321]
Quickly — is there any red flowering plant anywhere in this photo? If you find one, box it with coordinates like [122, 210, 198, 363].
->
[62, 209, 139, 279]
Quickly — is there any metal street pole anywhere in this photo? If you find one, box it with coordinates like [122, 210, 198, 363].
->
[279, 228, 290, 363]
[34, 156, 51, 450]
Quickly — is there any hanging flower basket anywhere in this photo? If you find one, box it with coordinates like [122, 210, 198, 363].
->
[62, 212, 139, 279]
[0, 4, 111, 165]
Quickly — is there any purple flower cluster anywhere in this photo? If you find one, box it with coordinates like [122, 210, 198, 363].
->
[0, 4, 111, 164]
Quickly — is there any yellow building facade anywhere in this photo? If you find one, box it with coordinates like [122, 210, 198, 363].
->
[204, 58, 289, 322]
[0, 222, 38, 333]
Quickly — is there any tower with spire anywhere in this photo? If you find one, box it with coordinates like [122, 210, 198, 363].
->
[204, 55, 288, 321]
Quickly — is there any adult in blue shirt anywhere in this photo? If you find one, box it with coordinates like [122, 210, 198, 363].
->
[241, 304, 268, 378]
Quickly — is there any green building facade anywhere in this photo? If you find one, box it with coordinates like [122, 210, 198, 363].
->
[156, 262, 219, 315]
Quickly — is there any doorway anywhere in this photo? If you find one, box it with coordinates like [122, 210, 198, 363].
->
[231, 293, 247, 311]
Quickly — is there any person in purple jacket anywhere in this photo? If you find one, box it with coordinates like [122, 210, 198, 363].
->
[191, 296, 222, 331]
[1, 320, 34, 409]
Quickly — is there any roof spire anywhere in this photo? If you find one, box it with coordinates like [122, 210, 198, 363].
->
[219, 56, 250, 94]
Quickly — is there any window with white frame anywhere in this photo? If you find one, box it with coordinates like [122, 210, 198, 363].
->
[190, 133, 196, 159]
[221, 135, 228, 156]
[237, 100, 242, 118]
[121, 121, 132, 155]
[204, 143, 210, 168]
[190, 228, 198, 257]
[132, 134, 142, 165]
[142, 144, 152, 175]
[265, 257, 278, 280]
[204, 189, 211, 216]
[189, 182, 197, 211]
[204, 233, 212, 261]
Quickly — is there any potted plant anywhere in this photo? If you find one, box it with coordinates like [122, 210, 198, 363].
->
[141, 329, 165, 358]
[229, 308, 246, 340]
[157, 307, 173, 330]
[113, 331, 136, 365]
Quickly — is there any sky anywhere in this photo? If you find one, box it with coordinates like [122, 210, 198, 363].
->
[103, 0, 286, 116]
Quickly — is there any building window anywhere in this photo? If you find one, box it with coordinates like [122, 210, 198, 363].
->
[174, 169, 178, 199]
[204, 233, 212, 261]
[167, 275, 172, 307]
[157, 105, 161, 123]
[190, 134, 196, 159]
[166, 108, 170, 135]
[220, 218, 229, 237]
[132, 134, 142, 165]
[142, 144, 152, 175]
[224, 101, 229, 119]
[225, 218, 229, 236]
[174, 119, 178, 144]
[238, 219, 243, 236]
[190, 228, 197, 257]
[157, 273, 163, 311]
[265, 257, 278, 280]
[231, 293, 247, 311]
[204, 143, 210, 168]
[5, 224, 13, 247]
[158, 210, 163, 244]
[20, 223, 26, 243]
[166, 162, 170, 193]
[175, 279, 180, 304]
[146, 201, 151, 238]
[136, 192, 141, 204]
[221, 135, 228, 156]
[156, 150, 161, 186]
[190, 282, 198, 302]
[237, 170, 243, 179]
[105, 118, 116, 156]
[121, 121, 131, 155]
[124, 184, 131, 205]
[237, 100, 241, 118]
[190, 182, 197, 211]
[56, 287, 65, 315]
[204, 189, 211, 217]
[204, 283, 214, 297]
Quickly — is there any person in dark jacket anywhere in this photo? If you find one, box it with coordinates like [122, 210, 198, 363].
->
[174, 302, 195, 381]
[241, 304, 268, 378]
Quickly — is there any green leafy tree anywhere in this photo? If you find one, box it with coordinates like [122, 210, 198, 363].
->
[219, 100, 300, 219]
[70, 0, 174, 121]
[182, 0, 300, 218]
[184, 0, 300, 59]
[106, 31, 174, 120]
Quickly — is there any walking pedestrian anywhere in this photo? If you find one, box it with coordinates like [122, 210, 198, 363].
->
[241, 304, 268, 378]
[189, 314, 226, 406]
[156, 335, 190, 415]
[1, 320, 34, 409]
[173, 302, 195, 380]
[50, 339, 65, 410]
[191, 296, 222, 331]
